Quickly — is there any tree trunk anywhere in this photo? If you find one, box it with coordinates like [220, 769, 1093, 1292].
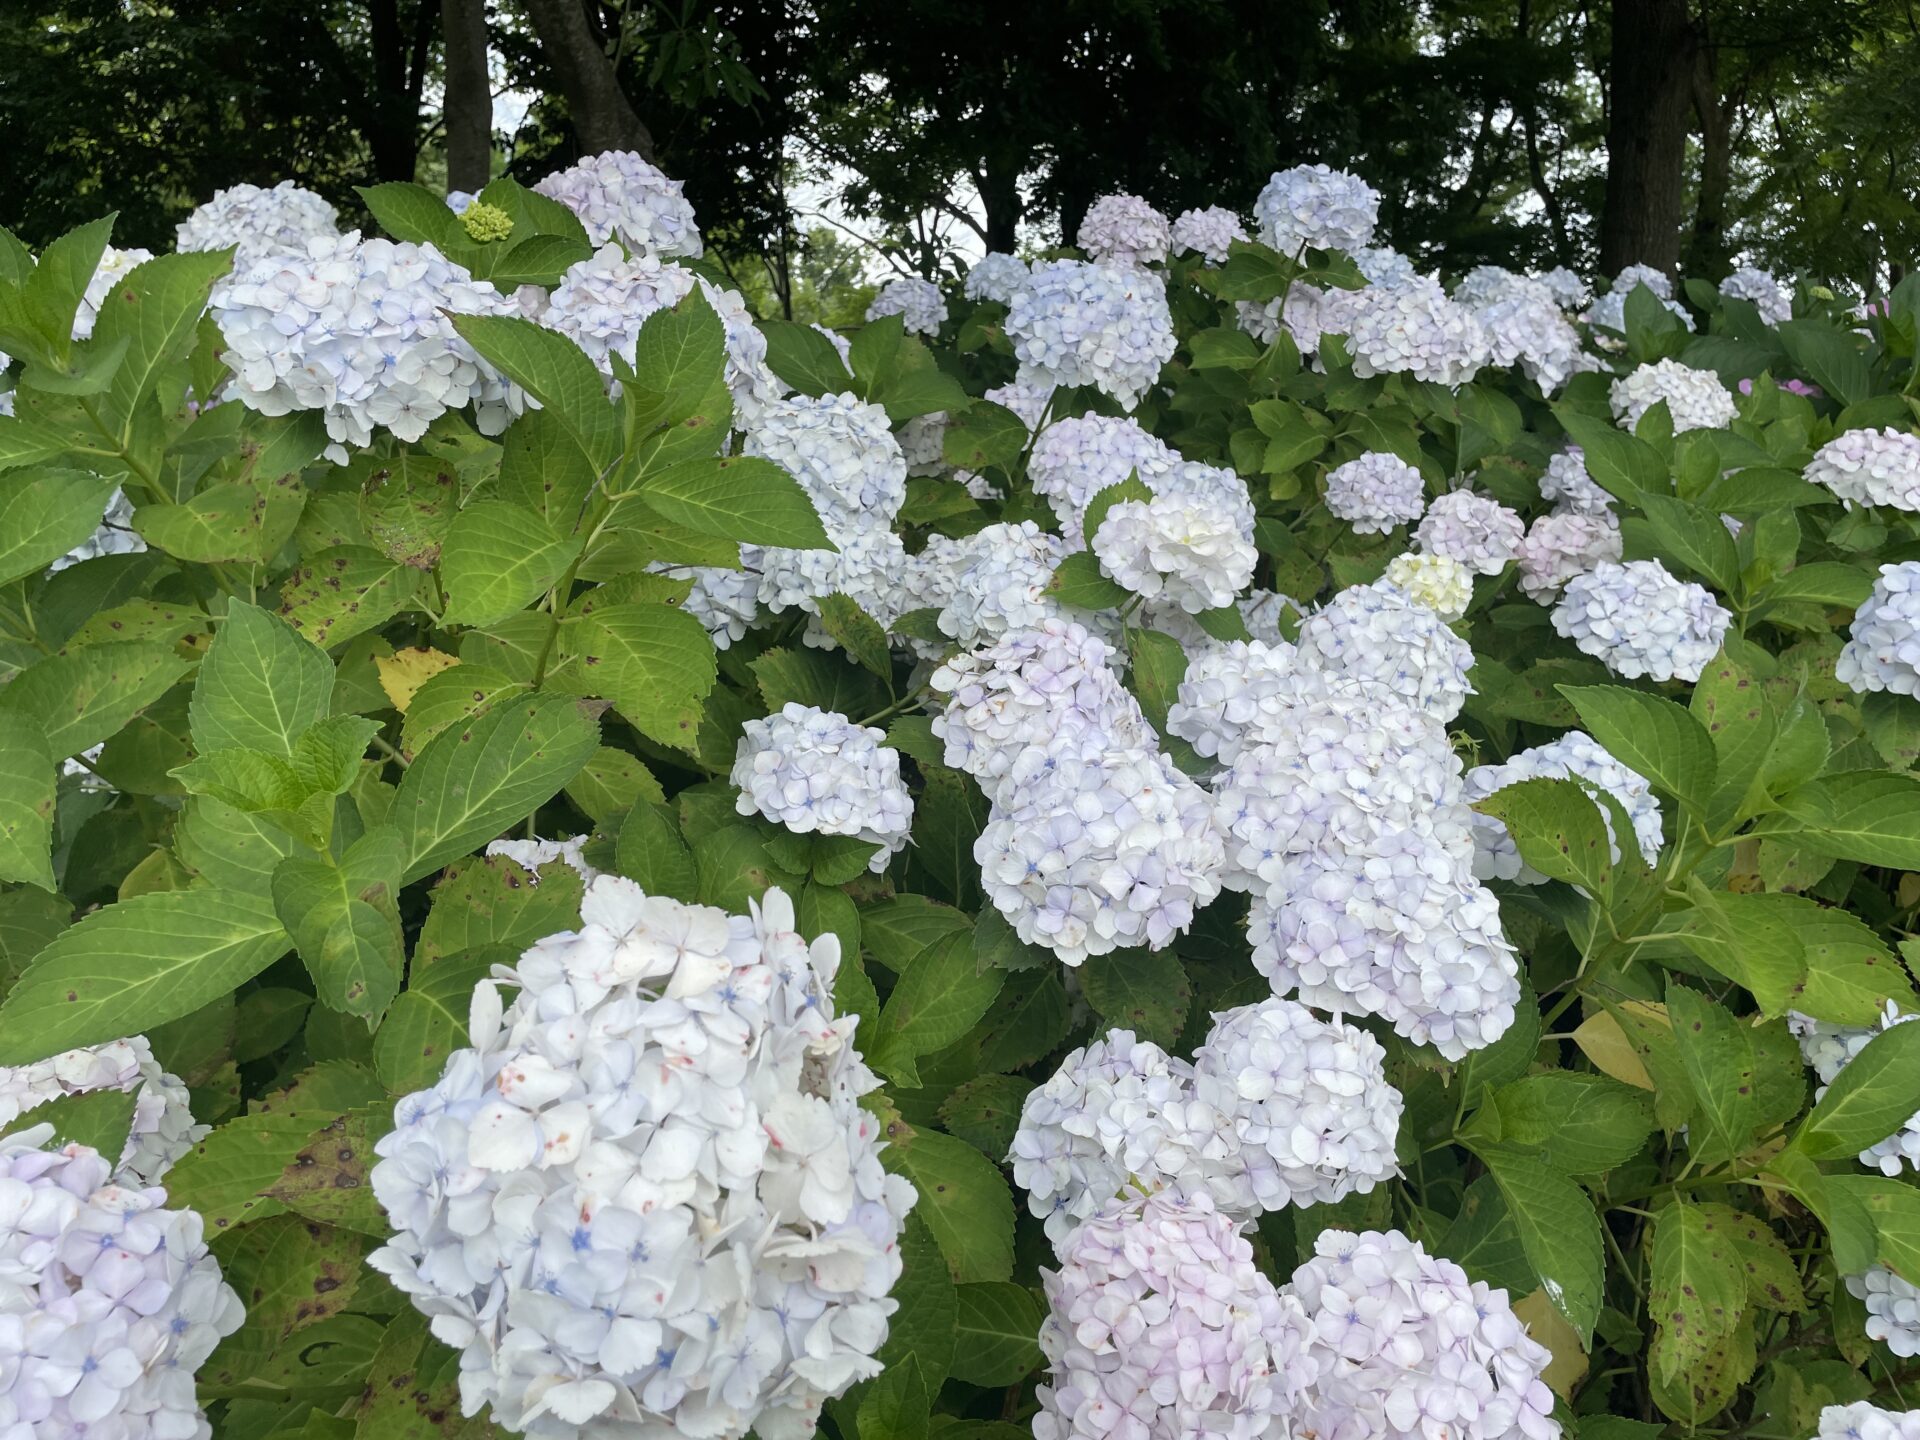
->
[365, 0, 422, 182]
[1598, 0, 1695, 276]
[1684, 49, 1736, 278]
[522, 0, 655, 160]
[981, 159, 1021, 254]
[443, 0, 493, 193]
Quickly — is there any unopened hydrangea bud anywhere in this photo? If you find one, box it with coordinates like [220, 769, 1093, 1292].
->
[1384, 551, 1474, 620]
[1720, 266, 1792, 324]
[1552, 559, 1731, 682]
[1170, 206, 1248, 263]
[1516, 510, 1622, 604]
[461, 201, 514, 243]
[731, 705, 913, 870]
[533, 150, 702, 258]
[1415, 490, 1524, 575]
[1255, 165, 1380, 253]
[866, 276, 947, 336]
[1839, 562, 1920, 695]
[1464, 730, 1664, 881]
[1006, 260, 1176, 409]
[177, 180, 341, 265]
[1091, 495, 1256, 613]
[1610, 358, 1737, 433]
[1326, 452, 1428, 533]
[1806, 429, 1920, 511]
[1848, 1266, 1920, 1358]
[965, 252, 1030, 304]
[1077, 194, 1172, 268]
[1815, 1403, 1920, 1440]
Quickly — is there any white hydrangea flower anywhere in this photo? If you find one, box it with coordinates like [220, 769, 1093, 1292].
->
[1839, 561, 1920, 695]
[1720, 266, 1792, 324]
[1239, 589, 1292, 644]
[211, 231, 524, 458]
[1805, 429, 1920, 511]
[1451, 266, 1528, 310]
[1552, 559, 1731, 682]
[1006, 260, 1176, 409]
[865, 276, 947, 336]
[1515, 510, 1623, 603]
[1414, 490, 1524, 575]
[0, 1126, 243, 1439]
[1847, 1267, 1920, 1358]
[48, 487, 146, 574]
[1170, 206, 1248, 264]
[1325, 452, 1428, 534]
[369, 878, 915, 1440]
[1091, 495, 1256, 613]
[1537, 267, 1591, 310]
[1294, 580, 1476, 723]
[1815, 1403, 1920, 1440]
[1538, 446, 1615, 516]
[485, 835, 603, 885]
[1354, 246, 1422, 288]
[1464, 730, 1665, 881]
[532, 150, 702, 258]
[176, 179, 341, 266]
[0, 1037, 203, 1186]
[1583, 281, 1694, 340]
[1610, 358, 1738, 433]
[650, 563, 760, 649]
[936, 521, 1075, 648]
[1036, 1190, 1314, 1440]
[1077, 194, 1172, 268]
[1255, 165, 1381, 253]
[72, 246, 154, 340]
[1288, 1228, 1558, 1440]
[1155, 459, 1256, 545]
[1474, 282, 1590, 392]
[1165, 638, 1303, 765]
[743, 392, 905, 532]
[1236, 284, 1333, 354]
[731, 705, 913, 870]
[964, 252, 1030, 304]
[1615, 263, 1674, 299]
[1384, 551, 1474, 620]
[750, 525, 909, 632]
[1029, 414, 1177, 539]
[930, 619, 1151, 801]
[543, 244, 781, 425]
[1347, 278, 1490, 386]
[1787, 1003, 1920, 1175]
[1192, 998, 1403, 1212]
[983, 377, 1056, 430]
[976, 746, 1224, 965]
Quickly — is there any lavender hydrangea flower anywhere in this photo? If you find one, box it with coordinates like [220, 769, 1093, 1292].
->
[1414, 491, 1524, 574]
[732, 705, 913, 870]
[1293, 580, 1476, 723]
[1847, 1266, 1920, 1358]
[1346, 279, 1490, 385]
[1326, 453, 1428, 534]
[0, 1038, 203, 1186]
[1464, 730, 1665, 881]
[1516, 510, 1622, 604]
[1610, 359, 1737, 433]
[1720, 266, 1793, 324]
[72, 246, 154, 340]
[1816, 1403, 1920, 1440]
[1539, 446, 1615, 516]
[533, 149, 702, 258]
[935, 521, 1076, 647]
[743, 391, 905, 534]
[1839, 562, 1920, 695]
[1255, 165, 1381, 253]
[1165, 638, 1303, 765]
[1028, 414, 1178, 540]
[176, 180, 341, 265]
[964, 252, 1030, 304]
[1806, 429, 1920, 511]
[1170, 206, 1249, 263]
[1552, 559, 1731, 682]
[1006, 260, 1176, 409]
[866, 276, 947, 336]
[1077, 194, 1173, 268]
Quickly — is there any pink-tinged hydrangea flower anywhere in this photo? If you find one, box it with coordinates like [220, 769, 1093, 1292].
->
[1326, 452, 1428, 534]
[1806, 429, 1920, 511]
[964, 252, 1030, 304]
[1006, 260, 1176, 409]
[1034, 1190, 1316, 1440]
[1414, 490, 1524, 575]
[1816, 1403, 1920, 1440]
[0, 1127, 243, 1439]
[1839, 562, 1920, 695]
[1346, 278, 1490, 385]
[1609, 358, 1737, 433]
[1464, 730, 1664, 881]
[1293, 580, 1476, 723]
[1383, 552, 1473, 620]
[1720, 266, 1793, 324]
[1516, 510, 1622, 604]
[1788, 1003, 1920, 1175]
[865, 276, 947, 336]
[1847, 1266, 1920, 1358]
[532, 150, 702, 258]
[176, 180, 341, 265]
[975, 747, 1224, 965]
[1255, 165, 1381, 254]
[1077, 194, 1173, 268]
[1552, 559, 1731, 682]
[369, 878, 915, 1440]
[732, 705, 913, 870]
[1170, 206, 1249, 264]
[1091, 495, 1257, 613]
[0, 1038, 203, 1186]
[1288, 1228, 1559, 1440]
[1192, 998, 1403, 1212]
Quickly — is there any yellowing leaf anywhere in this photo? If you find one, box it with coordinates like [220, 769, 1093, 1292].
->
[375, 647, 459, 713]
[1573, 1000, 1670, 1090]
[1514, 1289, 1589, 1399]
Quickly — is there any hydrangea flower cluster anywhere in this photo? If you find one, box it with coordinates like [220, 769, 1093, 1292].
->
[1163, 638, 1303, 766]
[175, 180, 341, 264]
[865, 276, 947, 336]
[1077, 194, 1172, 268]
[755, 526, 909, 641]
[731, 704, 913, 870]
[651, 563, 760, 649]
[1292, 579, 1477, 723]
[1006, 260, 1177, 408]
[369, 878, 916, 1440]
[964, 252, 1030, 304]
[73, 246, 153, 340]
[1816, 1403, 1920, 1440]
[542, 244, 781, 423]
[1805, 428, 1920, 511]
[1090, 494, 1258, 612]
[1538, 446, 1615, 516]
[1028, 414, 1178, 541]
[1414, 490, 1525, 575]
[1345, 278, 1490, 385]
[1325, 452, 1428, 534]
[1170, 206, 1248, 263]
[485, 834, 602, 884]
[1582, 267, 1692, 338]
[1787, 1002, 1920, 1174]
[1719, 265, 1793, 324]
[532, 150, 702, 258]
[1452, 266, 1529, 310]
[1552, 559, 1731, 682]
[1254, 164, 1380, 253]
[1846, 1266, 1920, 1358]
[211, 232, 523, 456]
[0, 1037, 205, 1186]
[1473, 282, 1591, 392]
[1838, 562, 1920, 695]
[1286, 1228, 1558, 1440]
[933, 521, 1075, 648]
[1610, 358, 1739, 433]
[1464, 730, 1665, 881]
[1515, 510, 1623, 603]
[0, 1126, 244, 1437]
[1384, 551, 1474, 620]
[1538, 266, 1591, 310]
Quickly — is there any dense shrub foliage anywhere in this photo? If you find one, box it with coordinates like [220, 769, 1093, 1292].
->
[4, 159, 1920, 1440]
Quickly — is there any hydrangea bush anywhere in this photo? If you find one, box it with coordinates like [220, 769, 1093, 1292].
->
[3, 157, 1920, 1440]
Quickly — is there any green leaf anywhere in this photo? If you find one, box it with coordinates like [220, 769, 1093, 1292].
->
[1649, 1202, 1750, 1382]
[399, 664, 528, 757]
[354, 451, 460, 568]
[938, 1075, 1036, 1158]
[950, 1283, 1045, 1386]
[1124, 627, 1187, 732]
[861, 895, 973, 971]
[0, 889, 289, 1064]
[885, 1128, 1016, 1282]
[1471, 776, 1614, 896]
[437, 500, 574, 627]
[875, 1215, 956, 1395]
[0, 1085, 136, 1159]
[638, 453, 832, 548]
[1666, 985, 1761, 1165]
[562, 601, 717, 749]
[161, 1108, 321, 1232]
[1696, 1202, 1805, 1312]
[942, 402, 1028, 471]
[760, 318, 854, 395]
[1673, 885, 1807, 1016]
[1561, 684, 1716, 815]
[691, 824, 801, 912]
[272, 827, 405, 1018]
[1781, 771, 1920, 870]
[191, 601, 334, 756]
[1490, 1072, 1655, 1174]
[1760, 561, 1874, 611]
[16, 217, 112, 359]
[134, 472, 305, 565]
[1081, 473, 1155, 548]
[816, 592, 892, 679]
[415, 854, 585, 966]
[615, 802, 697, 903]
[868, 931, 1004, 1085]
[0, 719, 55, 890]
[1633, 494, 1740, 594]
[447, 313, 617, 468]
[878, 366, 970, 425]
[1796, 1021, 1920, 1159]
[351, 1308, 494, 1438]
[975, 970, 1071, 1073]
[215, 1214, 369, 1342]
[1832, 1173, 1920, 1285]
[0, 469, 120, 585]
[0, 640, 190, 760]
[751, 645, 887, 718]
[392, 693, 600, 883]
[373, 951, 501, 1096]
[277, 546, 422, 650]
[357, 182, 464, 249]
[1079, 946, 1192, 1049]
[1049, 550, 1129, 608]
[265, 1106, 389, 1235]
[858, 1353, 929, 1440]
[1473, 1142, 1605, 1341]
[1555, 409, 1666, 502]
[564, 744, 663, 824]
[1777, 320, 1872, 406]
